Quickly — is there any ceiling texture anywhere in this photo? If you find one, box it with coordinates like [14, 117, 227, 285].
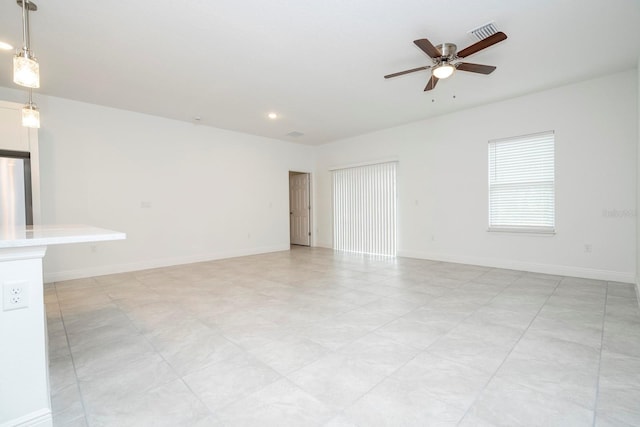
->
[0, 0, 639, 145]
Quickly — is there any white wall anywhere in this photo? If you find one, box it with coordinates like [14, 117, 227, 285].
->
[637, 60, 640, 296]
[0, 101, 29, 152]
[1, 70, 637, 283]
[315, 70, 638, 282]
[0, 87, 315, 282]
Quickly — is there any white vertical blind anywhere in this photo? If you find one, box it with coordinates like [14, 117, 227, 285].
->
[332, 162, 397, 256]
[488, 131, 555, 233]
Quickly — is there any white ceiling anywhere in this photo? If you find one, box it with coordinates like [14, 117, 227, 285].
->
[0, 0, 639, 145]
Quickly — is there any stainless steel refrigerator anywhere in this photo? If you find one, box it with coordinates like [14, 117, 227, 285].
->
[0, 150, 33, 227]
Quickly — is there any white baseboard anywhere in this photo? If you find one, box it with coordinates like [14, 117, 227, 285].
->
[397, 250, 635, 283]
[43, 244, 636, 285]
[44, 244, 290, 283]
[0, 408, 52, 427]
[314, 241, 333, 249]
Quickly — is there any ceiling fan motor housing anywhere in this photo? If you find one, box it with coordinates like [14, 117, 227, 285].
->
[436, 43, 457, 59]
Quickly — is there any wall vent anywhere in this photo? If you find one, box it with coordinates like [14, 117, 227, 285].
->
[468, 22, 498, 41]
[286, 131, 304, 137]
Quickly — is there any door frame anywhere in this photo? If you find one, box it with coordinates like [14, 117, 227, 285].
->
[0, 100, 40, 224]
[289, 171, 312, 246]
[0, 150, 33, 225]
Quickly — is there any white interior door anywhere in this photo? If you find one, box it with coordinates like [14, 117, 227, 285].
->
[289, 173, 310, 246]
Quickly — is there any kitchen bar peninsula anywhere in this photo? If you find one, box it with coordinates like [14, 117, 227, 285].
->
[0, 225, 125, 427]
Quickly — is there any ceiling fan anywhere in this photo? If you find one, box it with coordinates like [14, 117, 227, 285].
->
[384, 32, 507, 91]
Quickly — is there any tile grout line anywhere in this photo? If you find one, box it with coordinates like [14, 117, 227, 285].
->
[52, 282, 91, 427]
[278, 266, 469, 414]
[114, 279, 227, 423]
[61, 277, 189, 426]
[455, 274, 564, 425]
[255, 265, 432, 364]
[592, 281, 609, 427]
[315, 268, 520, 421]
[418, 271, 528, 362]
[281, 265, 468, 382]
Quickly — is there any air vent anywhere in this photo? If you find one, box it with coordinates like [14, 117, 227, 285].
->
[286, 131, 304, 137]
[468, 22, 498, 41]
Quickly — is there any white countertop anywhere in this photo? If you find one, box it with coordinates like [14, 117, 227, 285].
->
[0, 225, 126, 248]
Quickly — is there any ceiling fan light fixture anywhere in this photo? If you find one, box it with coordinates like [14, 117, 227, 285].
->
[432, 63, 455, 79]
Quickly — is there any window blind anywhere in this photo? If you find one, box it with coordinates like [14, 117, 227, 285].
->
[488, 131, 555, 233]
[332, 162, 397, 256]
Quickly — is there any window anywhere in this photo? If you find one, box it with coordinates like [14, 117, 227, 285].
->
[488, 131, 555, 233]
[332, 161, 397, 256]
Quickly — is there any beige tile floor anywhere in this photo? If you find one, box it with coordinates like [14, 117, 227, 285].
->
[44, 247, 640, 427]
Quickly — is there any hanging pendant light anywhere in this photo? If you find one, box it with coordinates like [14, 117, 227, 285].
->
[22, 89, 40, 128]
[14, 0, 39, 88]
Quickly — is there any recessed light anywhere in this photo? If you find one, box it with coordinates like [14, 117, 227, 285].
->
[0, 41, 14, 51]
[268, 112, 278, 119]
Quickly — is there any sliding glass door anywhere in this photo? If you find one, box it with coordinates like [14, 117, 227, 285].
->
[332, 161, 397, 256]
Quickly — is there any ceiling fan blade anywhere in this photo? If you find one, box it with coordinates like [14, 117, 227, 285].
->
[424, 75, 438, 91]
[384, 66, 430, 79]
[456, 62, 497, 74]
[457, 32, 507, 58]
[414, 38, 441, 58]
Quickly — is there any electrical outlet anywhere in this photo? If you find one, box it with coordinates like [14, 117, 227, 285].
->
[3, 281, 29, 311]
